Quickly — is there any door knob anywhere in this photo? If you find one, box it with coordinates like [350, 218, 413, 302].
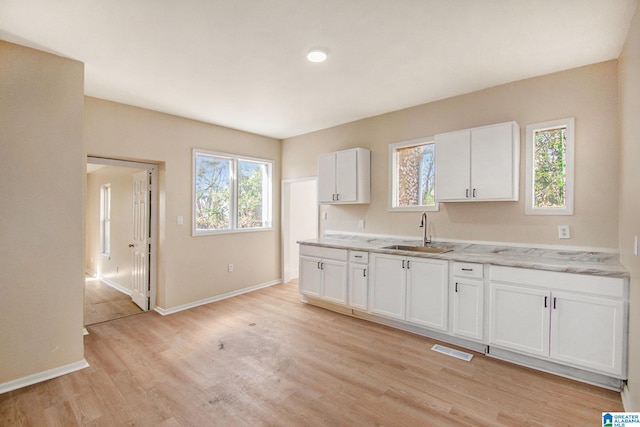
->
[128, 244, 135, 248]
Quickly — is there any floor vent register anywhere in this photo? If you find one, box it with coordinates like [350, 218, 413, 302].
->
[431, 344, 473, 362]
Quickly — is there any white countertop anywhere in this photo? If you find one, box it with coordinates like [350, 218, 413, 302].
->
[298, 234, 628, 279]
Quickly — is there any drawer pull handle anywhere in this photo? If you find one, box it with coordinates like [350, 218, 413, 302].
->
[553, 297, 557, 309]
[455, 282, 458, 292]
[544, 296, 548, 308]
[354, 255, 362, 258]
[461, 268, 473, 271]
[406, 260, 410, 269]
[363, 269, 367, 277]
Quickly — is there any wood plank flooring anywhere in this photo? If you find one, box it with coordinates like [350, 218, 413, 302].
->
[2, 280, 623, 426]
[84, 276, 142, 325]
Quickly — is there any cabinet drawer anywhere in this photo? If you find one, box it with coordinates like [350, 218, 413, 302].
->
[299, 245, 348, 261]
[453, 262, 483, 279]
[350, 250, 369, 263]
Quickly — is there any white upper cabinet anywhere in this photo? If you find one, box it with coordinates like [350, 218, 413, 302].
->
[435, 121, 520, 202]
[318, 148, 370, 204]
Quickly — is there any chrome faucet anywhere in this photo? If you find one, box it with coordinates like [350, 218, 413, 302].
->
[419, 212, 431, 246]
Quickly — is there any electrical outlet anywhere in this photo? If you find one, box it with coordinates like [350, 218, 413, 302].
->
[558, 225, 571, 239]
[228, 263, 233, 272]
[177, 215, 184, 225]
[358, 219, 365, 229]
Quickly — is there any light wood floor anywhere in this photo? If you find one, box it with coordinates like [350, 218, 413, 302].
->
[2, 280, 623, 426]
[84, 276, 142, 326]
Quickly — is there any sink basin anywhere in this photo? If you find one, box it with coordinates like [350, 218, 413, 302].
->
[382, 244, 452, 254]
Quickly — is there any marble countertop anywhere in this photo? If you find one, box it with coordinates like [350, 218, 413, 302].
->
[298, 234, 629, 279]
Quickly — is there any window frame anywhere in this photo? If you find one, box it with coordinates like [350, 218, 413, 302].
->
[388, 136, 439, 212]
[100, 183, 111, 256]
[525, 117, 575, 215]
[192, 148, 273, 236]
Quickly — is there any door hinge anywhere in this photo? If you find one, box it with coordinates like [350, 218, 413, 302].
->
[146, 290, 151, 298]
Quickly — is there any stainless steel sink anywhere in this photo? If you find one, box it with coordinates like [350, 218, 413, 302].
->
[382, 244, 452, 254]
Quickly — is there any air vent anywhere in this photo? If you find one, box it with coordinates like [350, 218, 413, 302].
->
[431, 344, 473, 361]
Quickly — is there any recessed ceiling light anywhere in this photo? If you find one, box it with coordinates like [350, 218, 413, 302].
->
[307, 49, 328, 63]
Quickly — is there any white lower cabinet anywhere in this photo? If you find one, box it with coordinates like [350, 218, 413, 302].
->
[406, 258, 449, 331]
[348, 251, 369, 311]
[451, 262, 484, 342]
[370, 254, 405, 320]
[370, 253, 448, 329]
[299, 245, 348, 305]
[489, 266, 626, 377]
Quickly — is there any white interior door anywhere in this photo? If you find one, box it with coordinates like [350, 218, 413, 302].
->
[131, 170, 150, 310]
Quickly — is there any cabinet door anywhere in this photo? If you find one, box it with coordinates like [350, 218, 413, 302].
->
[370, 254, 405, 320]
[471, 123, 517, 200]
[406, 258, 448, 331]
[317, 152, 336, 203]
[335, 149, 358, 202]
[435, 129, 471, 201]
[321, 259, 348, 305]
[550, 292, 625, 376]
[349, 263, 368, 310]
[452, 278, 484, 341]
[299, 256, 322, 297]
[490, 283, 550, 357]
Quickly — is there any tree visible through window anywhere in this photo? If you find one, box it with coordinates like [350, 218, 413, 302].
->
[389, 137, 438, 211]
[533, 127, 566, 208]
[193, 150, 272, 234]
[525, 118, 574, 215]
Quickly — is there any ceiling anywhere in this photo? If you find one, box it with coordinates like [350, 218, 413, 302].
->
[1, 0, 636, 139]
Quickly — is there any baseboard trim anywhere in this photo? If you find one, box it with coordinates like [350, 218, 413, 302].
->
[96, 276, 132, 296]
[155, 279, 283, 316]
[0, 359, 89, 394]
[622, 384, 637, 411]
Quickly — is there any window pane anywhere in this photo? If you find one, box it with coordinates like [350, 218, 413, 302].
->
[533, 126, 566, 208]
[396, 143, 435, 207]
[195, 155, 231, 231]
[238, 160, 271, 229]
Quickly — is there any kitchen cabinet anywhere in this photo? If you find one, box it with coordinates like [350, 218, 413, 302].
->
[369, 253, 405, 320]
[435, 121, 519, 202]
[318, 148, 370, 204]
[450, 262, 485, 342]
[299, 245, 348, 305]
[489, 266, 626, 377]
[348, 250, 369, 310]
[406, 257, 449, 331]
[369, 253, 448, 330]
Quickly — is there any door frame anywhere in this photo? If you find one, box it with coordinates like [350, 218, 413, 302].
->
[87, 156, 158, 310]
[281, 177, 318, 283]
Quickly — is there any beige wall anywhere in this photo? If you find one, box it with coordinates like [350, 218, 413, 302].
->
[282, 61, 620, 249]
[619, 0, 640, 411]
[0, 41, 85, 383]
[84, 97, 282, 309]
[86, 165, 145, 290]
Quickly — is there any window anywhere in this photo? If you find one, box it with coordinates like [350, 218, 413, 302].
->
[389, 137, 438, 211]
[100, 184, 111, 255]
[193, 149, 273, 235]
[525, 118, 574, 215]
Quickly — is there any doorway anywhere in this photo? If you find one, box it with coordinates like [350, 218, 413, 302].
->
[282, 178, 318, 283]
[85, 157, 157, 325]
